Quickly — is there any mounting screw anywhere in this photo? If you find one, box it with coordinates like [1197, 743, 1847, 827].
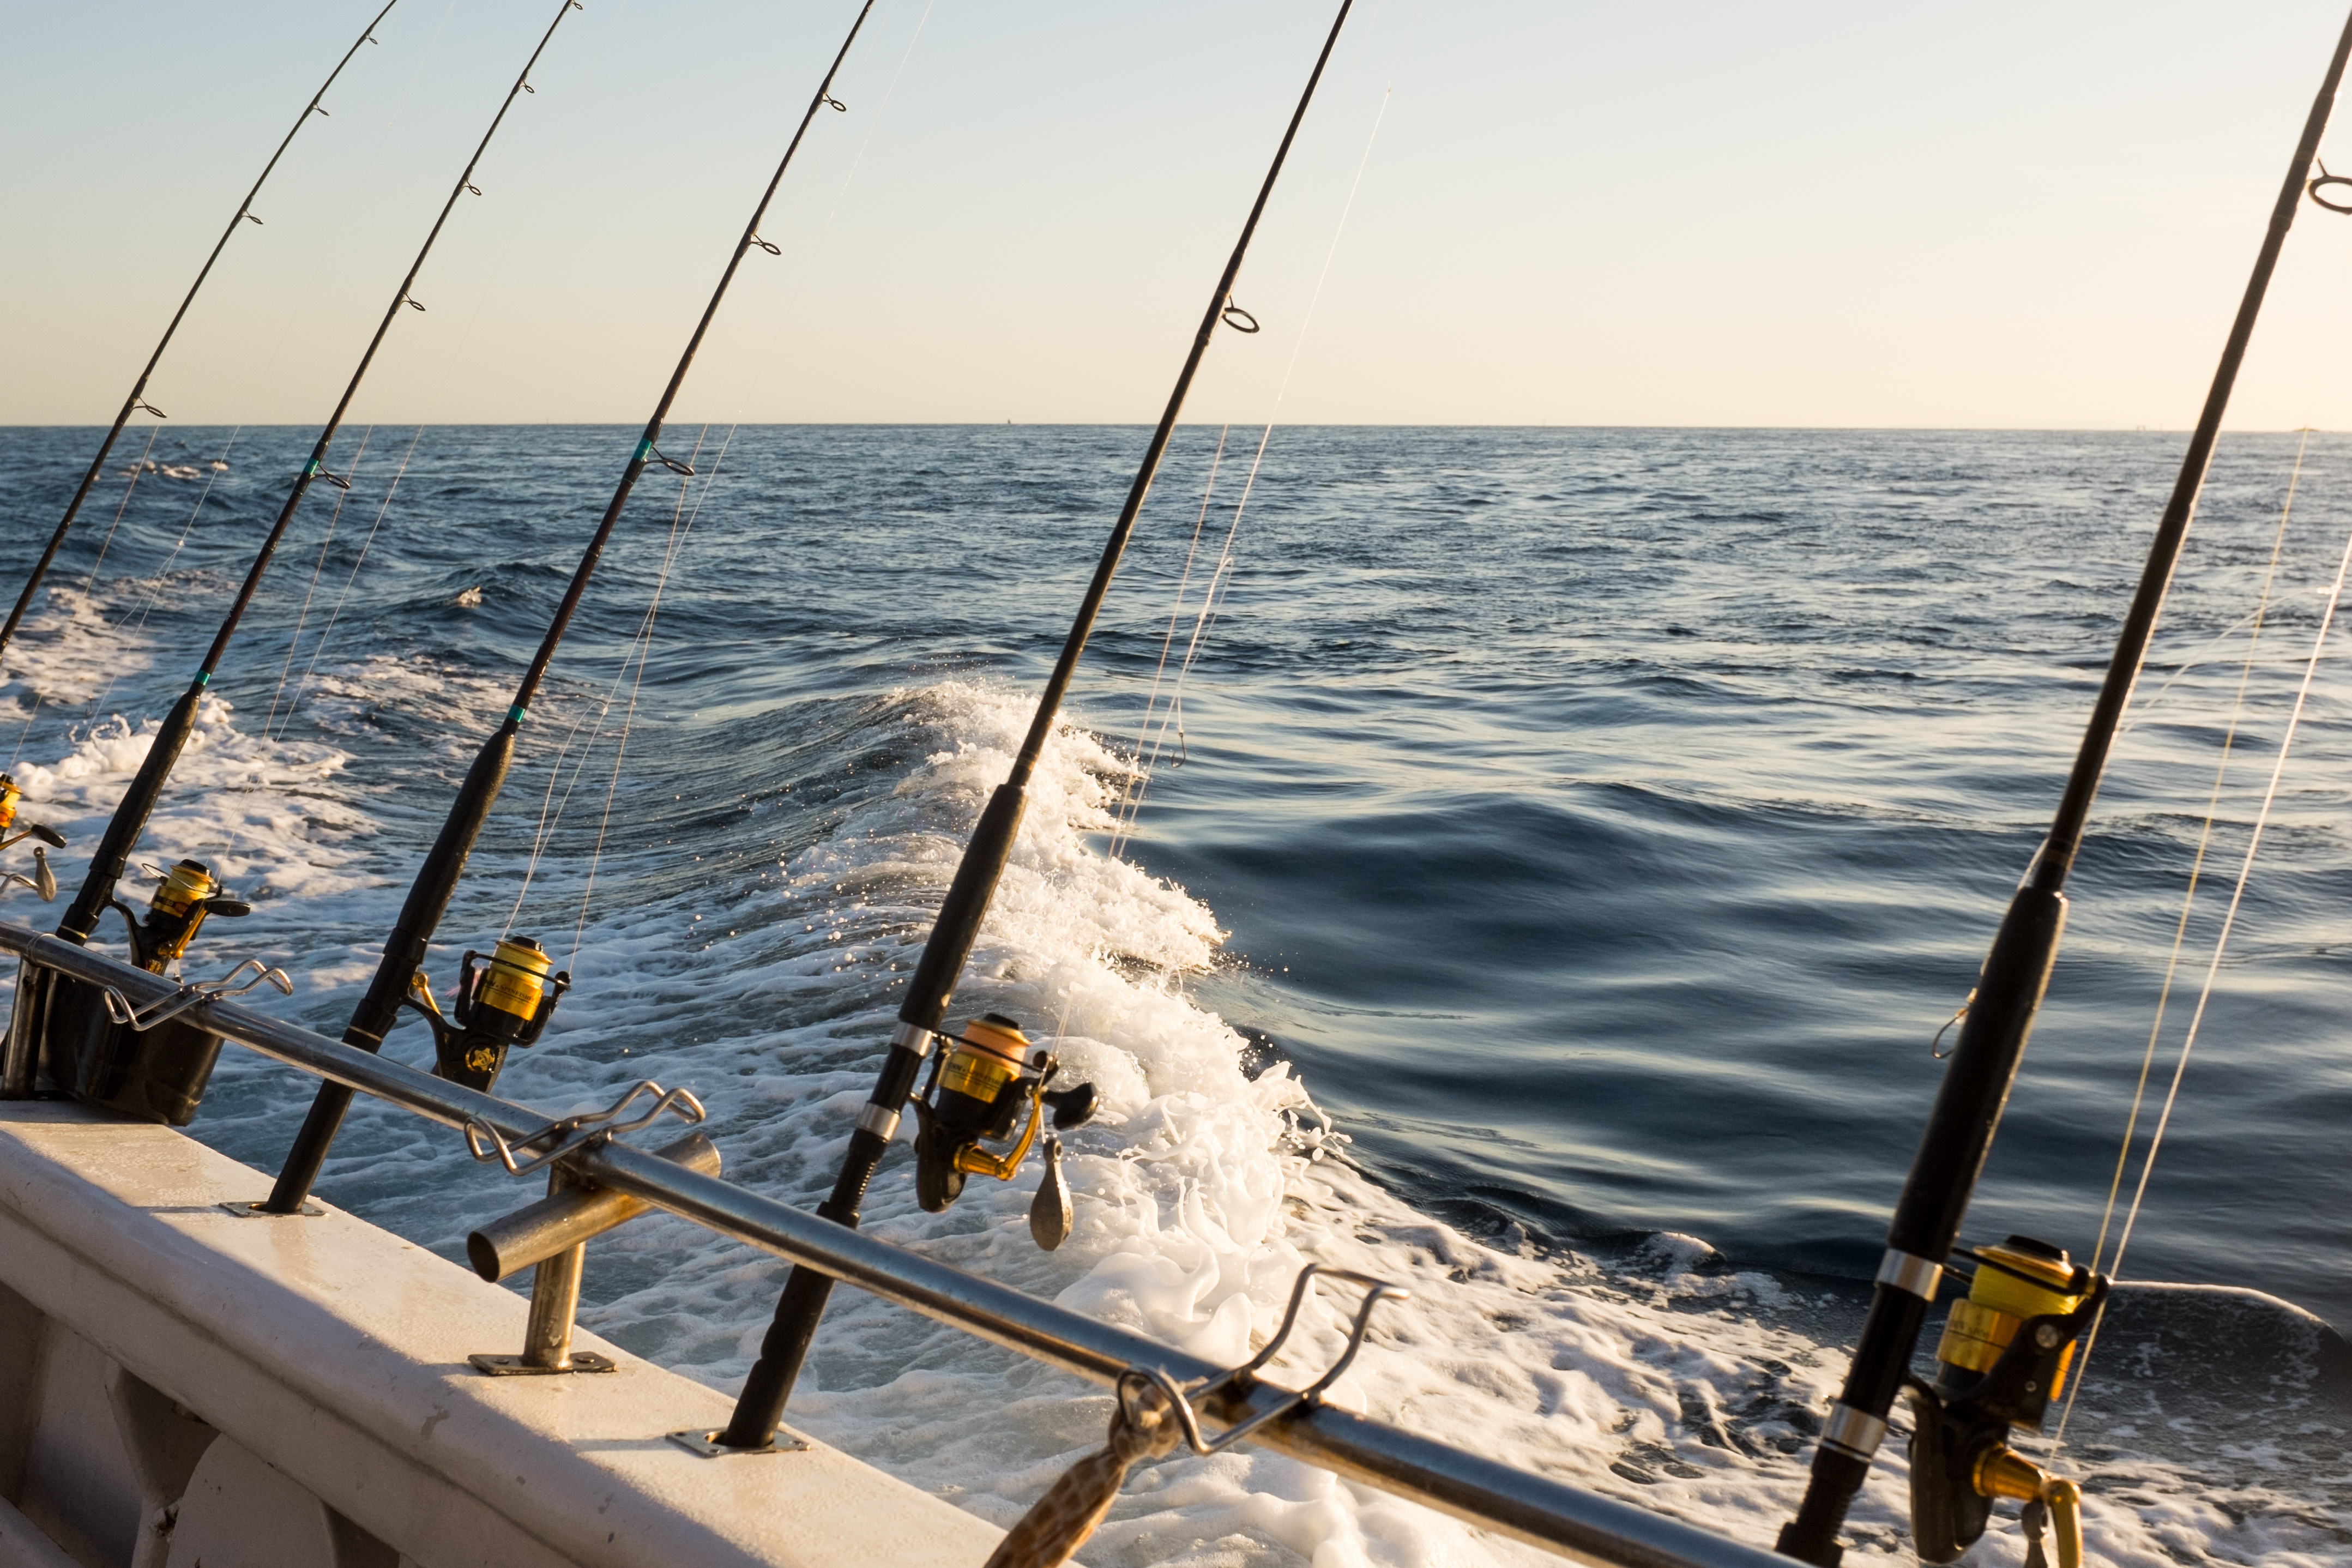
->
[2034, 1323, 2063, 1349]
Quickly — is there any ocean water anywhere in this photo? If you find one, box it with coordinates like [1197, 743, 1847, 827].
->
[2, 423, 2349, 1566]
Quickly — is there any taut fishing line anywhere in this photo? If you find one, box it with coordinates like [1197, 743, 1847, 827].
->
[498, 0, 934, 954]
[261, 424, 375, 735]
[1106, 80, 1393, 862]
[270, 423, 427, 741]
[499, 423, 715, 946]
[2054, 227, 2352, 1454]
[79, 425, 166, 595]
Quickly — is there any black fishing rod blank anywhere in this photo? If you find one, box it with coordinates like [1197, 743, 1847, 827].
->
[1775, 11, 2352, 1566]
[14, 0, 586, 1125]
[261, 1, 882, 1216]
[716, 0, 1356, 1452]
[0, 0, 401, 674]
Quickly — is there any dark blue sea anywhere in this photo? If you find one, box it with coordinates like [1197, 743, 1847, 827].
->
[3, 423, 2347, 1564]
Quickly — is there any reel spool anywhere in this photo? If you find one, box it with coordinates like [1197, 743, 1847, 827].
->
[401, 934, 571, 1091]
[37, 858, 257, 1125]
[1904, 1235, 2107, 1568]
[911, 1013, 1096, 1244]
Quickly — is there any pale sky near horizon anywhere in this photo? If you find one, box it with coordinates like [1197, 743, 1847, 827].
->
[11, 2, 2352, 431]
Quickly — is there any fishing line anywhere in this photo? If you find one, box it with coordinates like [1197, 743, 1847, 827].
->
[2064, 512, 2352, 1436]
[262, 424, 374, 736]
[562, 432, 728, 969]
[1104, 426, 1233, 857]
[2053, 229, 2352, 1454]
[1106, 82, 1392, 861]
[80, 426, 167, 595]
[272, 424, 428, 742]
[499, 424, 714, 943]
[503, 0, 934, 946]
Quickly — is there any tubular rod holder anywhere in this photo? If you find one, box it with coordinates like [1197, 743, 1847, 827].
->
[469, 1129, 721, 1281]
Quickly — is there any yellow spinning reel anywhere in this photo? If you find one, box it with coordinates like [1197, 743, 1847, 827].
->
[0, 774, 66, 902]
[400, 934, 571, 1091]
[1906, 1235, 2106, 1568]
[910, 1013, 1095, 1239]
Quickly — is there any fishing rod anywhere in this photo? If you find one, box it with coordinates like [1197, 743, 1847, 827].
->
[16, 0, 585, 1125]
[713, 0, 1356, 1454]
[0, 1, 401, 674]
[261, 0, 881, 1216]
[1775, 13, 2352, 1568]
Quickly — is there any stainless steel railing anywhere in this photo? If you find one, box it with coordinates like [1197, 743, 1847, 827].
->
[0, 922, 1790, 1568]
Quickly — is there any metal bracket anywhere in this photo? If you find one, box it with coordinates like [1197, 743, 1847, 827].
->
[1118, 1264, 1408, 1457]
[462, 1079, 707, 1179]
[101, 957, 294, 1033]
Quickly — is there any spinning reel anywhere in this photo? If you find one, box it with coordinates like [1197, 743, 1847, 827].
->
[35, 859, 260, 1127]
[0, 774, 67, 902]
[911, 1013, 1096, 1245]
[400, 934, 571, 1091]
[1905, 1235, 2108, 1568]
[105, 859, 255, 973]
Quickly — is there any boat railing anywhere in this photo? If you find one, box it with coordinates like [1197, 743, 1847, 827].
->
[0, 922, 1787, 1568]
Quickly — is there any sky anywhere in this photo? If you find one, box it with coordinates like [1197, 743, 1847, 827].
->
[11, 2, 2352, 429]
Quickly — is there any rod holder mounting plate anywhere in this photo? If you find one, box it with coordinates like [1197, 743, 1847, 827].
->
[666, 1427, 810, 1457]
[469, 1351, 616, 1377]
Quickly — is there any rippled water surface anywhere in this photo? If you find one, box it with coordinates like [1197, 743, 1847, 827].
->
[4, 423, 2350, 1566]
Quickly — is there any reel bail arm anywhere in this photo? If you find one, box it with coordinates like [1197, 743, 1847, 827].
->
[0, 775, 65, 904]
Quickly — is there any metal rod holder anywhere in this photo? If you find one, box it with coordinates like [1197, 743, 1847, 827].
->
[468, 1129, 721, 1281]
[471, 1167, 615, 1377]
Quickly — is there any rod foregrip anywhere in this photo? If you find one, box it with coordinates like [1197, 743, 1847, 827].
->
[1887, 883, 2067, 1258]
[56, 680, 207, 944]
[897, 783, 1027, 1033]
